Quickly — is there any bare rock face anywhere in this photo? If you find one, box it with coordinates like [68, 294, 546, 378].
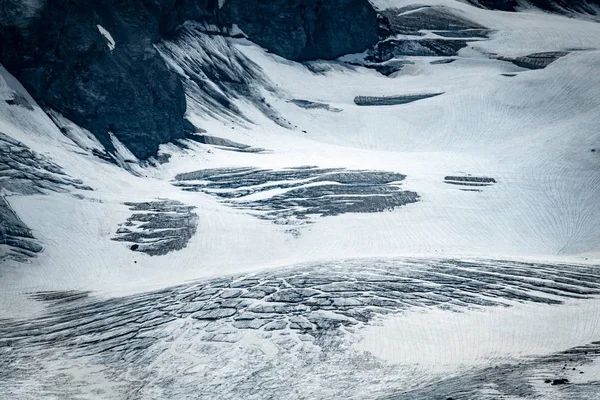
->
[0, 0, 204, 159]
[366, 5, 491, 67]
[0, 0, 378, 160]
[466, 0, 600, 14]
[219, 0, 379, 61]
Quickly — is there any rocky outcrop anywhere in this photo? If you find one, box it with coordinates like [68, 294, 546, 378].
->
[467, 0, 600, 14]
[219, 0, 379, 61]
[371, 38, 471, 61]
[354, 93, 444, 106]
[113, 200, 198, 256]
[499, 52, 570, 70]
[378, 6, 487, 37]
[0, 0, 211, 159]
[173, 166, 418, 237]
[0, 132, 91, 262]
[0, 196, 43, 262]
[365, 6, 490, 67]
[0, 0, 378, 160]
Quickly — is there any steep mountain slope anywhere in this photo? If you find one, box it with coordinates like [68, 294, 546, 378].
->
[0, 0, 378, 158]
[1, 0, 600, 399]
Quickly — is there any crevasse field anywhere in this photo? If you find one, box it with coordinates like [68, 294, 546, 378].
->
[1, 0, 600, 399]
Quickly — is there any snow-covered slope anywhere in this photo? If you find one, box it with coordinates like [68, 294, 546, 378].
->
[1, 1, 600, 399]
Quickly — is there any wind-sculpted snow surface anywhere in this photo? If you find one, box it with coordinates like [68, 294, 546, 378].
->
[1, 259, 600, 399]
[1, 0, 600, 399]
[174, 167, 419, 230]
[384, 341, 600, 400]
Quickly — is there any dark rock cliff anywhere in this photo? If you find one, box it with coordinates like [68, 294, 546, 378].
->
[467, 0, 600, 13]
[0, 0, 219, 159]
[0, 0, 378, 159]
[219, 0, 378, 61]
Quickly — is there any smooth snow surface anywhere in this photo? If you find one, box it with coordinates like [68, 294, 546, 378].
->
[356, 298, 600, 371]
[1, 1, 600, 399]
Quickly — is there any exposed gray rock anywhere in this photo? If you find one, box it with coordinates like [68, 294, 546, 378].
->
[173, 166, 419, 230]
[385, 342, 600, 399]
[378, 6, 488, 36]
[466, 0, 520, 11]
[0, 1, 203, 159]
[289, 99, 342, 112]
[366, 5, 490, 69]
[219, 0, 379, 61]
[185, 133, 267, 154]
[112, 200, 198, 256]
[348, 58, 415, 76]
[444, 175, 497, 188]
[4, 93, 34, 110]
[371, 38, 472, 61]
[430, 58, 457, 65]
[0, 132, 91, 262]
[354, 93, 443, 106]
[371, 59, 414, 75]
[497, 52, 570, 70]
[0, 197, 42, 262]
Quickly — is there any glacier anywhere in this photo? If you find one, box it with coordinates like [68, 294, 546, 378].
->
[1, 0, 600, 399]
